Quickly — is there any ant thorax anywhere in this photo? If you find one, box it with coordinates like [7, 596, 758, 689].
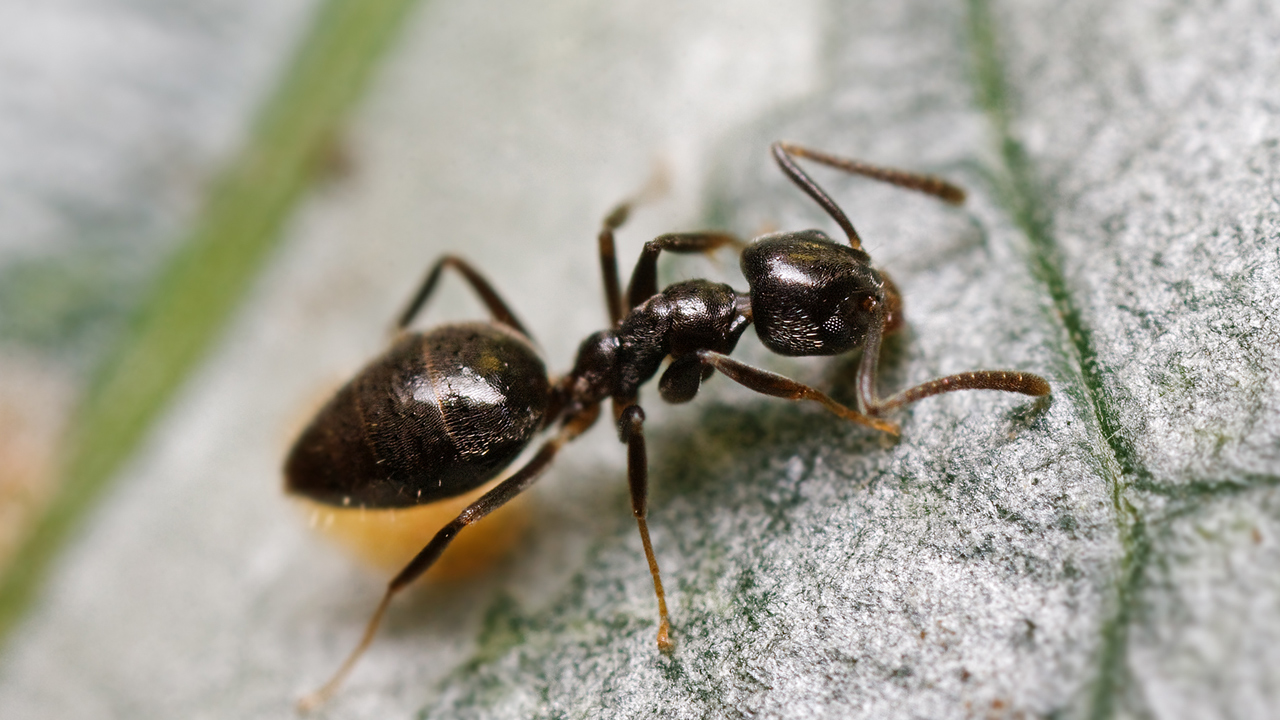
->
[566, 279, 752, 406]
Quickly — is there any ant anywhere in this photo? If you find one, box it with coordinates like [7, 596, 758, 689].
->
[285, 141, 1050, 708]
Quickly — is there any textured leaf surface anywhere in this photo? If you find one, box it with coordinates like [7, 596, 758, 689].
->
[0, 0, 1276, 718]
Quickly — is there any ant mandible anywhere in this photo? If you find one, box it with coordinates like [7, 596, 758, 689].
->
[285, 141, 1051, 708]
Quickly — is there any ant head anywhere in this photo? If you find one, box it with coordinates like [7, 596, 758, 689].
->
[741, 229, 887, 356]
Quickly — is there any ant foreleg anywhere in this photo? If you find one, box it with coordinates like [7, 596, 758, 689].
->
[297, 431, 571, 711]
[695, 351, 900, 434]
[617, 404, 674, 652]
[626, 232, 744, 309]
[396, 256, 529, 336]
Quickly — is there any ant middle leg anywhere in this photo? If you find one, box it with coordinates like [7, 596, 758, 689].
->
[617, 403, 673, 652]
[396, 255, 529, 336]
[598, 202, 630, 327]
[597, 167, 671, 326]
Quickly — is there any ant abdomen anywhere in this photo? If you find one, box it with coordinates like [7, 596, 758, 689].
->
[285, 322, 549, 509]
[741, 230, 884, 356]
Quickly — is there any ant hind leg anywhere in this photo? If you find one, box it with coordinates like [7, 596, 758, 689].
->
[297, 429, 574, 711]
[397, 256, 530, 337]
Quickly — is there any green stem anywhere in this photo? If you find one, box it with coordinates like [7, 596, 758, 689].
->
[0, 0, 427, 644]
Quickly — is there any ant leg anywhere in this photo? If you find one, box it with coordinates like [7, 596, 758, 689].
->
[397, 255, 529, 337]
[695, 350, 900, 435]
[598, 202, 629, 326]
[297, 418, 589, 711]
[771, 141, 967, 249]
[855, 314, 1050, 416]
[617, 403, 674, 652]
[598, 168, 670, 325]
[626, 232, 744, 310]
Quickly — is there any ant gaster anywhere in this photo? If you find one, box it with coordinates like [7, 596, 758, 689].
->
[285, 142, 1051, 708]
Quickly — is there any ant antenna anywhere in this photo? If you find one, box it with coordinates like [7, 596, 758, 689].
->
[772, 142, 863, 248]
[772, 141, 968, 250]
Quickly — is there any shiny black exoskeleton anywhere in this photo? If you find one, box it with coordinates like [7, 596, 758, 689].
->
[289, 142, 1051, 708]
[286, 322, 548, 508]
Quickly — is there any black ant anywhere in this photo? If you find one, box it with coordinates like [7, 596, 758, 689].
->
[285, 141, 1050, 708]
